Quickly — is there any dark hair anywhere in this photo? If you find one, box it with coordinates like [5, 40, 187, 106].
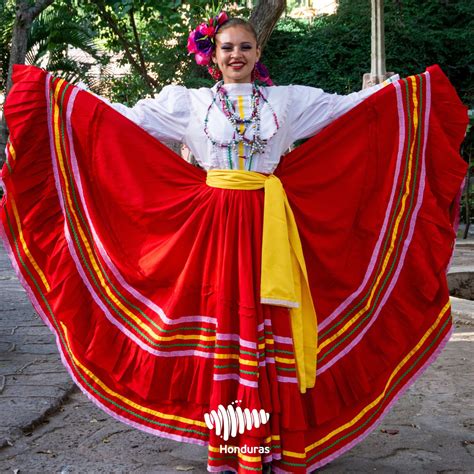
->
[216, 18, 259, 45]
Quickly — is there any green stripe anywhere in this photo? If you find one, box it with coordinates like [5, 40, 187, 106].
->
[49, 89, 210, 351]
[276, 366, 296, 372]
[215, 343, 256, 356]
[320, 77, 420, 340]
[213, 364, 258, 375]
[282, 313, 450, 468]
[274, 348, 294, 355]
[319, 76, 424, 361]
[309, 315, 449, 463]
[208, 456, 263, 471]
[5, 154, 12, 173]
[52, 85, 215, 335]
[5, 205, 208, 438]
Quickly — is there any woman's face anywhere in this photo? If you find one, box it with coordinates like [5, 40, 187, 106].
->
[212, 26, 261, 84]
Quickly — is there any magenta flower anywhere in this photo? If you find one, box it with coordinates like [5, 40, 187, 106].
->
[195, 51, 211, 66]
[196, 23, 215, 38]
[187, 10, 229, 68]
[187, 30, 197, 54]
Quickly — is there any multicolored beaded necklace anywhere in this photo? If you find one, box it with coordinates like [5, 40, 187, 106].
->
[204, 81, 280, 170]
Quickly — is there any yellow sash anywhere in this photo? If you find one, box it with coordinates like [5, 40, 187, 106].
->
[206, 169, 317, 393]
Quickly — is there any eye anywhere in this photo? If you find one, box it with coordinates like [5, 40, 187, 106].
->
[241, 45, 252, 50]
[221, 46, 232, 51]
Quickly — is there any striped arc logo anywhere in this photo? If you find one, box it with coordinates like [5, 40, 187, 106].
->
[204, 400, 270, 441]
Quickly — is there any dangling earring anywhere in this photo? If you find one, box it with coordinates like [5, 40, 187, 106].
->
[208, 65, 222, 81]
[251, 64, 257, 83]
[252, 61, 274, 86]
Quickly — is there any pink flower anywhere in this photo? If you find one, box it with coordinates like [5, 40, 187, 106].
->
[187, 30, 197, 54]
[195, 51, 211, 66]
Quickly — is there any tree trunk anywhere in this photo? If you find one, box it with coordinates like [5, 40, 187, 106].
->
[362, 0, 393, 88]
[6, 0, 55, 94]
[1, 0, 55, 166]
[249, 0, 286, 51]
[92, 0, 158, 92]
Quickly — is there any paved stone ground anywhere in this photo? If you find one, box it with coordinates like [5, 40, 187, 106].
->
[0, 249, 75, 449]
[0, 240, 473, 473]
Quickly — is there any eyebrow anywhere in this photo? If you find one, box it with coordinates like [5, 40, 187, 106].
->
[220, 42, 253, 47]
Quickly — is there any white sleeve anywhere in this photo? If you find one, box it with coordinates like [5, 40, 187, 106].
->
[289, 75, 399, 141]
[95, 85, 190, 143]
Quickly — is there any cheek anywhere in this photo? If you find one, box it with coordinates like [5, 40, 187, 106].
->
[216, 53, 227, 65]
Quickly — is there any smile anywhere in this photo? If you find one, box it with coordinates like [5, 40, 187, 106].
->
[229, 62, 245, 70]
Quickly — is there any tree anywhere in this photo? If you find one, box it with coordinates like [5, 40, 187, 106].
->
[0, 0, 110, 165]
[6, 0, 55, 94]
[250, 0, 286, 49]
[263, 0, 473, 106]
[82, 0, 287, 104]
[0, 0, 53, 165]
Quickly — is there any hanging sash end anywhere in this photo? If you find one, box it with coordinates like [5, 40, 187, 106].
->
[261, 297, 299, 308]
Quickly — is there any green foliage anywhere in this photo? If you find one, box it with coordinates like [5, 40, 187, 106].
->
[460, 116, 474, 229]
[0, 0, 15, 87]
[0, 0, 110, 91]
[263, 0, 473, 106]
[88, 0, 248, 104]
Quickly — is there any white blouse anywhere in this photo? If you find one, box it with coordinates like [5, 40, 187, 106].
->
[107, 79, 396, 173]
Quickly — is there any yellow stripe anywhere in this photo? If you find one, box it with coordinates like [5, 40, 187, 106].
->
[61, 322, 207, 428]
[214, 353, 258, 366]
[8, 142, 16, 161]
[237, 95, 245, 170]
[208, 444, 262, 462]
[51, 81, 213, 344]
[284, 300, 450, 458]
[10, 196, 51, 292]
[318, 77, 419, 352]
[207, 169, 318, 392]
[275, 356, 296, 364]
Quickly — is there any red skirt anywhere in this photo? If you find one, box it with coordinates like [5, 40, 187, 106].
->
[0, 65, 467, 473]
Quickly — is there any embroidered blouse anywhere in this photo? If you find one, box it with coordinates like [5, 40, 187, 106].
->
[107, 79, 397, 173]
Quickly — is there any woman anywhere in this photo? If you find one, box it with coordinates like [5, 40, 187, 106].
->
[106, 16, 394, 174]
[0, 12, 468, 474]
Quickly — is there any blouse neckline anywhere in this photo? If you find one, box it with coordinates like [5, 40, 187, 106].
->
[213, 82, 254, 96]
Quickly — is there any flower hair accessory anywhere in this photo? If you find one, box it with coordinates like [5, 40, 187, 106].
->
[187, 11, 229, 67]
[253, 61, 273, 86]
[187, 10, 274, 85]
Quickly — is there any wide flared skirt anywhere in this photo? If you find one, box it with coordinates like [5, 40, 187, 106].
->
[0, 65, 468, 473]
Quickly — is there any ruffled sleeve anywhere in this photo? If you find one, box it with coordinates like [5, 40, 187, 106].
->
[289, 76, 399, 141]
[101, 85, 190, 143]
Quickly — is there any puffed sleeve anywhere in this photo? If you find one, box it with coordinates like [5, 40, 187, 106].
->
[98, 85, 190, 143]
[289, 76, 399, 141]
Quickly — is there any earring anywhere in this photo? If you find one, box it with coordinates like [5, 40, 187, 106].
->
[208, 66, 222, 81]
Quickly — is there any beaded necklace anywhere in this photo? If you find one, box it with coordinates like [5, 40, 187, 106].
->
[204, 81, 280, 170]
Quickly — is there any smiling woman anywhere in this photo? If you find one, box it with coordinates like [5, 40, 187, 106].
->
[0, 8, 469, 474]
[212, 20, 261, 84]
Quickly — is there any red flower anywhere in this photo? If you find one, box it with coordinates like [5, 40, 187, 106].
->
[196, 23, 215, 38]
[216, 11, 228, 25]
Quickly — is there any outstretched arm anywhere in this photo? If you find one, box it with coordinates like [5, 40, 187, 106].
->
[289, 75, 399, 141]
[77, 84, 190, 143]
